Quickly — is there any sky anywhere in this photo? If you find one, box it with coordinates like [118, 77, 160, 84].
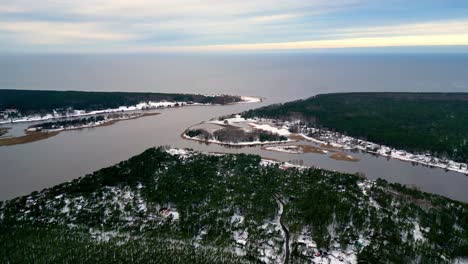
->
[1, 0, 468, 53]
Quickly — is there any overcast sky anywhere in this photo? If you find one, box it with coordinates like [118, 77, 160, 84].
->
[1, 0, 468, 53]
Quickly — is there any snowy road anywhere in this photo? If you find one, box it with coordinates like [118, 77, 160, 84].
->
[273, 194, 289, 264]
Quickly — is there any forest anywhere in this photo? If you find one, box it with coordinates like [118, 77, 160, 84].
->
[1, 147, 467, 263]
[244, 93, 468, 162]
[0, 89, 242, 115]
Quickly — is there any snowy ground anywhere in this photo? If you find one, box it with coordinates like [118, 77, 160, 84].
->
[264, 145, 303, 154]
[248, 123, 291, 136]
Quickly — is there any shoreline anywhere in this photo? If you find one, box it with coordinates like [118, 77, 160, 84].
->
[181, 132, 293, 147]
[262, 144, 361, 162]
[0, 130, 60, 146]
[245, 118, 468, 175]
[187, 115, 468, 175]
[0, 96, 262, 125]
[261, 144, 330, 155]
[297, 132, 468, 175]
[0, 127, 11, 137]
[0, 112, 160, 147]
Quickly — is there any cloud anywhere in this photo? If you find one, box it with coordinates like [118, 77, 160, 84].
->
[335, 20, 468, 38]
[0, 21, 134, 45]
[249, 14, 301, 23]
[130, 19, 468, 52]
[0, 0, 467, 52]
[136, 33, 468, 52]
[0, 0, 358, 19]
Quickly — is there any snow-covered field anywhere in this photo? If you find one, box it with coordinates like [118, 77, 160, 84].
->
[264, 145, 303, 154]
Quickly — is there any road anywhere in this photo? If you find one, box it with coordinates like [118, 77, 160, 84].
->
[273, 194, 290, 264]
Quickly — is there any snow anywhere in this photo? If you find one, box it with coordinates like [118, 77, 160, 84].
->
[231, 213, 245, 226]
[297, 234, 317, 249]
[183, 133, 292, 146]
[61, 199, 70, 214]
[264, 145, 302, 154]
[273, 196, 287, 264]
[26, 113, 150, 133]
[297, 126, 468, 175]
[249, 123, 291, 136]
[160, 208, 180, 220]
[260, 159, 279, 167]
[413, 222, 425, 241]
[208, 115, 254, 125]
[0, 101, 197, 124]
[239, 96, 262, 103]
[233, 229, 249, 246]
[166, 148, 192, 158]
[89, 229, 120, 243]
[326, 251, 357, 264]
[0, 96, 260, 124]
[169, 211, 180, 220]
[260, 158, 306, 170]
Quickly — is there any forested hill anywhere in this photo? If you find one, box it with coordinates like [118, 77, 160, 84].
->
[243, 93, 468, 163]
[1, 147, 467, 263]
[0, 89, 241, 114]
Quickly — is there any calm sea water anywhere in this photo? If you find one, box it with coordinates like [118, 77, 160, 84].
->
[1, 54, 468, 201]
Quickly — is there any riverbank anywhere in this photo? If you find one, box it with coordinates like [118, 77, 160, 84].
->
[296, 128, 468, 174]
[215, 115, 468, 175]
[0, 130, 60, 146]
[0, 112, 159, 147]
[0, 127, 10, 137]
[0, 95, 262, 125]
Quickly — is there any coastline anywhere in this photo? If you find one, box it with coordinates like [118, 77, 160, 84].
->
[0, 96, 262, 125]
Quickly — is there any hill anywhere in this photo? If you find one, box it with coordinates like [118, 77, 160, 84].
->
[1, 147, 467, 263]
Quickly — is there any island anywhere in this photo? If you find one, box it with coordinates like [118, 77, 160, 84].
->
[1, 147, 467, 263]
[183, 114, 361, 162]
[183, 115, 289, 146]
